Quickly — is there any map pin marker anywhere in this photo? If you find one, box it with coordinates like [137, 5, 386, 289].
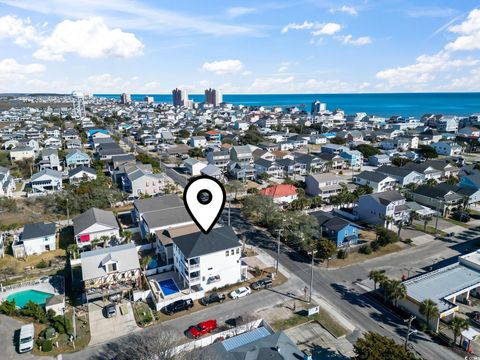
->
[183, 176, 227, 234]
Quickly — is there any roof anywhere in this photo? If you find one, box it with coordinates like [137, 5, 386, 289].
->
[259, 184, 297, 198]
[377, 165, 419, 178]
[201, 164, 221, 176]
[367, 190, 405, 205]
[73, 208, 119, 236]
[134, 194, 183, 214]
[22, 222, 56, 240]
[173, 226, 240, 258]
[356, 171, 392, 183]
[31, 168, 63, 181]
[310, 210, 354, 232]
[80, 243, 140, 281]
[412, 185, 463, 201]
[68, 166, 96, 177]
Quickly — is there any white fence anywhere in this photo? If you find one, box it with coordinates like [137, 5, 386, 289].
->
[172, 319, 266, 355]
[154, 289, 205, 311]
[144, 264, 174, 277]
[132, 289, 152, 302]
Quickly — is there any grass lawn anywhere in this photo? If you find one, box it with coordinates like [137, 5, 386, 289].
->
[133, 301, 154, 327]
[327, 243, 404, 268]
[412, 224, 448, 236]
[271, 310, 348, 338]
[445, 218, 471, 228]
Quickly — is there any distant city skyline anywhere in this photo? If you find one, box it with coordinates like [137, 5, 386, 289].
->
[0, 1, 479, 94]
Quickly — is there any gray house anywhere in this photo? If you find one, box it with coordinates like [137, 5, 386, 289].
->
[356, 190, 410, 228]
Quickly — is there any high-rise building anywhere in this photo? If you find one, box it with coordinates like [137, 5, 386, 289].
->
[145, 96, 154, 104]
[311, 100, 326, 114]
[172, 88, 189, 107]
[205, 88, 223, 107]
[121, 93, 131, 104]
[71, 91, 86, 119]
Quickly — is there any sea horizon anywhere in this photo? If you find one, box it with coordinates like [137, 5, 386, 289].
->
[94, 92, 480, 118]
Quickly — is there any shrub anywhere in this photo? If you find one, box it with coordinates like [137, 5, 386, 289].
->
[21, 301, 48, 323]
[337, 249, 349, 259]
[404, 238, 413, 245]
[52, 315, 72, 334]
[42, 339, 52, 352]
[371, 241, 381, 251]
[359, 245, 372, 255]
[0, 299, 17, 315]
[36, 259, 48, 269]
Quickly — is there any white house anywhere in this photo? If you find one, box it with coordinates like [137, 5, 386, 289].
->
[259, 184, 298, 204]
[10, 146, 35, 162]
[30, 169, 63, 195]
[13, 222, 56, 257]
[189, 136, 207, 148]
[431, 142, 463, 156]
[68, 166, 97, 184]
[184, 158, 207, 176]
[355, 191, 410, 229]
[172, 226, 243, 292]
[73, 208, 120, 247]
[353, 171, 397, 193]
[0, 166, 15, 197]
[305, 173, 347, 199]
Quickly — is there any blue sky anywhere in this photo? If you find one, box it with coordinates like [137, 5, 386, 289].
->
[1, 0, 480, 94]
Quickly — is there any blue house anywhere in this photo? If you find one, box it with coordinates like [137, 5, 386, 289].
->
[310, 211, 358, 248]
[460, 173, 480, 189]
[321, 144, 349, 154]
[65, 149, 91, 168]
[340, 150, 363, 168]
[87, 129, 109, 138]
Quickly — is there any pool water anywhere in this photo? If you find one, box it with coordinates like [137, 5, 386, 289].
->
[147, 258, 158, 269]
[7, 290, 54, 308]
[158, 279, 179, 296]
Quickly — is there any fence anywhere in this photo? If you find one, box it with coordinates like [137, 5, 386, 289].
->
[172, 319, 266, 355]
[144, 264, 174, 277]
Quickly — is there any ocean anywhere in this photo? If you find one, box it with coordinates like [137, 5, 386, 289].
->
[94, 93, 480, 118]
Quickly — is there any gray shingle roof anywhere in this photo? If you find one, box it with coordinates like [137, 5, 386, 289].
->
[134, 194, 183, 214]
[368, 190, 405, 205]
[22, 222, 56, 240]
[173, 226, 240, 258]
[68, 166, 96, 177]
[73, 208, 119, 236]
[80, 243, 139, 281]
[31, 168, 63, 181]
[356, 171, 391, 183]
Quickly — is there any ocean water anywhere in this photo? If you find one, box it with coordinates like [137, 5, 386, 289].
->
[94, 93, 480, 118]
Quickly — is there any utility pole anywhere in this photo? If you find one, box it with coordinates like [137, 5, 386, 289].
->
[228, 199, 231, 227]
[66, 197, 70, 226]
[276, 230, 281, 275]
[72, 305, 77, 340]
[434, 198, 442, 235]
[404, 315, 416, 350]
[309, 244, 314, 303]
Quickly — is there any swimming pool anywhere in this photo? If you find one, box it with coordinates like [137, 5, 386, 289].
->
[147, 258, 158, 270]
[158, 279, 179, 296]
[7, 290, 54, 308]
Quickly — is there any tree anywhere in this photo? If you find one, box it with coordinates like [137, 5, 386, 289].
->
[368, 270, 387, 291]
[283, 212, 319, 250]
[0, 299, 16, 315]
[21, 300, 48, 323]
[241, 126, 265, 145]
[122, 230, 133, 244]
[94, 329, 178, 360]
[391, 157, 411, 167]
[177, 129, 190, 138]
[422, 215, 433, 232]
[448, 316, 469, 345]
[316, 238, 336, 262]
[188, 147, 204, 158]
[425, 179, 437, 187]
[445, 175, 459, 185]
[330, 137, 346, 145]
[353, 332, 419, 360]
[355, 144, 381, 158]
[417, 145, 438, 159]
[385, 279, 407, 307]
[66, 244, 78, 259]
[419, 299, 439, 331]
[140, 255, 152, 271]
[225, 180, 246, 200]
[242, 194, 280, 229]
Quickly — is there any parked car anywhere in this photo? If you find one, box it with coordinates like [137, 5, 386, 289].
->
[452, 210, 470, 223]
[186, 319, 217, 338]
[104, 303, 117, 318]
[251, 277, 273, 290]
[200, 292, 226, 306]
[161, 298, 193, 315]
[18, 323, 34, 353]
[230, 286, 251, 299]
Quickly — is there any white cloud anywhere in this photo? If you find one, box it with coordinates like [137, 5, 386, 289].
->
[201, 59, 244, 75]
[33, 17, 144, 61]
[0, 58, 45, 75]
[446, 9, 480, 51]
[251, 76, 295, 90]
[282, 21, 342, 36]
[226, 7, 257, 18]
[278, 62, 290, 72]
[1, 0, 258, 37]
[376, 51, 479, 85]
[330, 6, 358, 16]
[338, 34, 372, 45]
[0, 15, 42, 46]
[311, 23, 342, 36]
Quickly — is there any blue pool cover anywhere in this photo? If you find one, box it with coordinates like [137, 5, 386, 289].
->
[158, 279, 179, 296]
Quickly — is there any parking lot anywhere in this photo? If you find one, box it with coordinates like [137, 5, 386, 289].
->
[88, 301, 139, 346]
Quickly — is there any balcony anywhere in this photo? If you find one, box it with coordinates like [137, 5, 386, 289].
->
[189, 276, 201, 285]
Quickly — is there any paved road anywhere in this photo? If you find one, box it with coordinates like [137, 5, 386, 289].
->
[223, 208, 464, 360]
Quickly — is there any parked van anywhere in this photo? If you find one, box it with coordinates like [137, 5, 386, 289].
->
[19, 323, 34, 353]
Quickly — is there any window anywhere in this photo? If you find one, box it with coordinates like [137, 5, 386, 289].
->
[225, 251, 229, 256]
[236, 248, 240, 254]
[231, 249, 234, 255]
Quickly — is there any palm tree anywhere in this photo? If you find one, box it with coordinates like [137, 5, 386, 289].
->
[384, 215, 394, 229]
[140, 255, 152, 271]
[91, 238, 102, 249]
[369, 270, 387, 291]
[419, 299, 439, 331]
[423, 215, 433, 232]
[385, 279, 407, 306]
[122, 230, 133, 244]
[66, 244, 78, 259]
[100, 235, 110, 247]
[449, 316, 469, 345]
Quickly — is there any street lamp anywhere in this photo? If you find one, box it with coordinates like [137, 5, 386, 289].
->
[404, 315, 417, 350]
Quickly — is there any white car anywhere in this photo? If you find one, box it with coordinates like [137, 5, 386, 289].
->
[230, 286, 251, 299]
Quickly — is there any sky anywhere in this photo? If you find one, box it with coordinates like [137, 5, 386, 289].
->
[1, 0, 480, 94]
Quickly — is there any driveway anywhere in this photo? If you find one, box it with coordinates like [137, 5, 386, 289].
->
[0, 315, 54, 360]
[88, 301, 139, 346]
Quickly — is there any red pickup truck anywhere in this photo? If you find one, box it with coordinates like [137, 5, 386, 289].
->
[187, 319, 217, 338]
